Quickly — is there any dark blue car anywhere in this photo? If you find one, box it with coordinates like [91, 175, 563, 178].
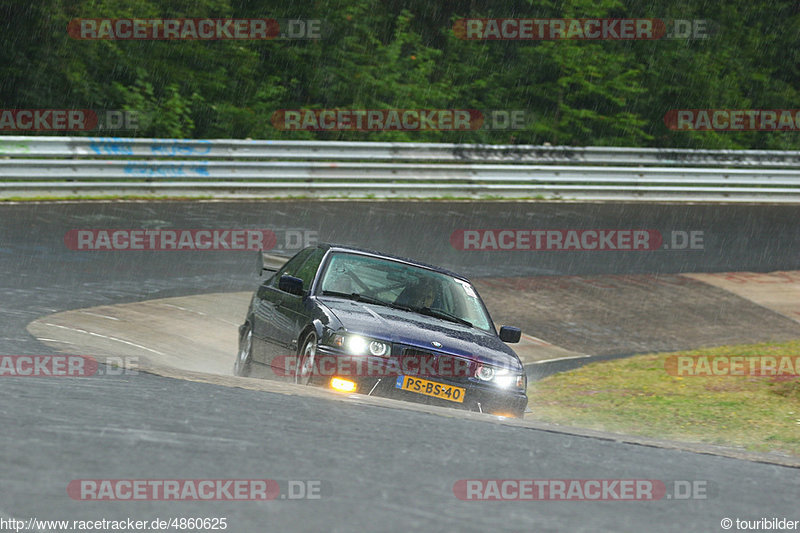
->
[235, 244, 528, 417]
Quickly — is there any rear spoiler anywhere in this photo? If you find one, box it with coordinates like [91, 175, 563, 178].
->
[257, 251, 291, 276]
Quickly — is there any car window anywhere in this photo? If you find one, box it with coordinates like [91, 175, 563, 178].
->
[271, 247, 314, 286]
[292, 247, 327, 293]
[318, 252, 493, 332]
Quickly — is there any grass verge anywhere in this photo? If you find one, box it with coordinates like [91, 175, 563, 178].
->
[527, 340, 800, 456]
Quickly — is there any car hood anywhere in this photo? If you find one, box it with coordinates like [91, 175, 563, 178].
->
[317, 297, 522, 370]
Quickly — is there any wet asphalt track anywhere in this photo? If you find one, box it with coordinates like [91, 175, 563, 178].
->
[1, 201, 799, 532]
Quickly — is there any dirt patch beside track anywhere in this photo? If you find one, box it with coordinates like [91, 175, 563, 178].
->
[474, 273, 800, 356]
[683, 271, 800, 325]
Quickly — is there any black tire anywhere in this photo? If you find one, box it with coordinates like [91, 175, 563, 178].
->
[234, 326, 253, 377]
[295, 331, 317, 385]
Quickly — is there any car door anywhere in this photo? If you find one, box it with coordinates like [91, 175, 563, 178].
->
[270, 247, 327, 371]
[251, 247, 313, 367]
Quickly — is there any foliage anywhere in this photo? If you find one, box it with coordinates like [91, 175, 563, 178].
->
[1, 0, 799, 148]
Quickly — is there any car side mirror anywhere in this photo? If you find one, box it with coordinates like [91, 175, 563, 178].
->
[278, 275, 304, 296]
[499, 326, 521, 343]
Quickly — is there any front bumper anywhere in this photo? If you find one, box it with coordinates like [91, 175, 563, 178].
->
[311, 347, 528, 417]
[366, 376, 528, 418]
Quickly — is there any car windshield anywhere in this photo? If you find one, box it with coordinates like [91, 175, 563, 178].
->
[318, 251, 493, 332]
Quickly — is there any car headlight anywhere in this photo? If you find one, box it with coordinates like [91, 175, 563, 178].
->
[476, 365, 495, 381]
[329, 333, 390, 357]
[368, 340, 389, 356]
[347, 335, 367, 354]
[475, 364, 525, 390]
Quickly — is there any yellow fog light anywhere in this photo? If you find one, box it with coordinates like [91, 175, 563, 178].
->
[330, 377, 357, 393]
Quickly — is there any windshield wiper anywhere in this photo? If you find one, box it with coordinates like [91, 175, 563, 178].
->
[414, 307, 473, 328]
[322, 290, 391, 308]
[321, 290, 357, 299]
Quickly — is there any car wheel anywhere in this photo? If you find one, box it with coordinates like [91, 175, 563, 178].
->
[295, 331, 317, 385]
[234, 326, 253, 377]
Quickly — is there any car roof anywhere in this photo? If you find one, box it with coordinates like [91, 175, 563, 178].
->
[317, 243, 470, 281]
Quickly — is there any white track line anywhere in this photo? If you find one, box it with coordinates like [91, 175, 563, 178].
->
[155, 302, 240, 326]
[36, 337, 75, 344]
[40, 323, 165, 356]
[78, 310, 120, 321]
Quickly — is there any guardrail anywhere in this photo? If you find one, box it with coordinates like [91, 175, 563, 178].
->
[2, 136, 800, 201]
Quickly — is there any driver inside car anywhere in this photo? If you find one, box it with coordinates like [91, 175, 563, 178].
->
[400, 277, 437, 309]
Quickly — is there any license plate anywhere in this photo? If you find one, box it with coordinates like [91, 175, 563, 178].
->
[395, 375, 465, 403]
